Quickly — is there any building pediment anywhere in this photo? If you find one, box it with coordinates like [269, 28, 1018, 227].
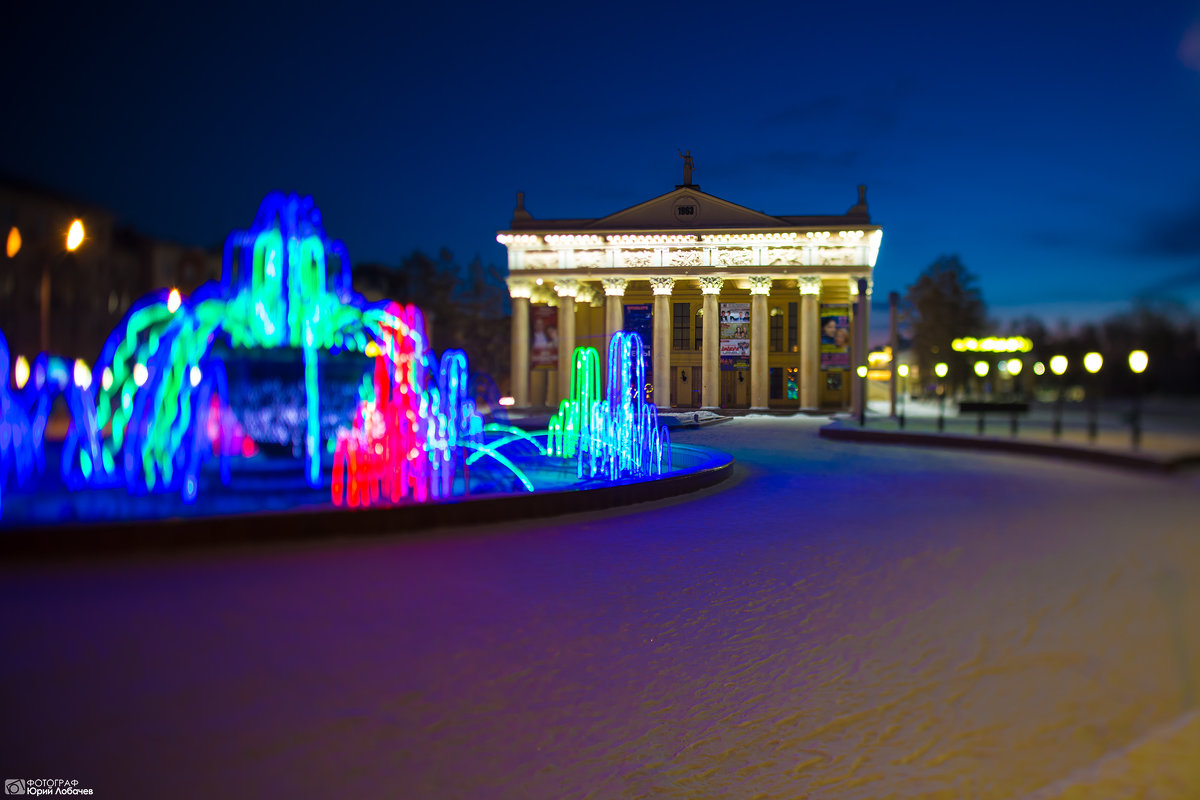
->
[585, 188, 792, 231]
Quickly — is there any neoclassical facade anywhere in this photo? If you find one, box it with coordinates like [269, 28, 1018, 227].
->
[499, 178, 881, 411]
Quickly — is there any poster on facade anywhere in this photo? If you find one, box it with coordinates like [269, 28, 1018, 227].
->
[719, 302, 750, 370]
[819, 303, 851, 370]
[530, 305, 558, 368]
[623, 304, 653, 377]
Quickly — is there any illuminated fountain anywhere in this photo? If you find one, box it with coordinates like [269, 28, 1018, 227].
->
[0, 193, 687, 530]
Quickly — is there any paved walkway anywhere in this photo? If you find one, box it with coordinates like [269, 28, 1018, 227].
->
[2, 416, 1199, 799]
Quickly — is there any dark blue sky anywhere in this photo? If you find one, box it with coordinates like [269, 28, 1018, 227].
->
[5, 0, 1200, 327]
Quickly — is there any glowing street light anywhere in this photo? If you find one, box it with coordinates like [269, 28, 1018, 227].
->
[6, 226, 20, 258]
[1049, 355, 1068, 376]
[974, 360, 989, 377]
[66, 219, 85, 251]
[14, 354, 30, 390]
[1128, 350, 1148, 374]
[1007, 358, 1022, 375]
[1083, 352, 1103, 374]
[1128, 350, 1148, 449]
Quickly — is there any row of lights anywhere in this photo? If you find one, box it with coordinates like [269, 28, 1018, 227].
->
[952, 337, 1034, 353]
[864, 351, 1151, 382]
[6, 220, 86, 258]
[500, 231, 873, 247]
[544, 234, 605, 245]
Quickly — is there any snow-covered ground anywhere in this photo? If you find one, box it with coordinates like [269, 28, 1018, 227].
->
[2, 416, 1198, 798]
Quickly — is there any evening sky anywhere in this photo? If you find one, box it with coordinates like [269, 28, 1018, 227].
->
[3, 0, 1199, 330]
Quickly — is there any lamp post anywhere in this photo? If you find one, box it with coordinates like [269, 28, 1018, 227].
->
[973, 360, 989, 434]
[856, 365, 867, 427]
[40, 218, 85, 354]
[1128, 350, 1148, 450]
[934, 362, 948, 432]
[1049, 355, 1068, 438]
[1083, 351, 1103, 444]
[897, 364, 908, 429]
[1007, 358, 1022, 436]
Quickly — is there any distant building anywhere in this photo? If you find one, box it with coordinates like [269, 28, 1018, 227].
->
[497, 172, 882, 410]
[1, 175, 219, 363]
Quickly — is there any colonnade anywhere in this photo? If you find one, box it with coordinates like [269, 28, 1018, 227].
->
[508, 275, 870, 411]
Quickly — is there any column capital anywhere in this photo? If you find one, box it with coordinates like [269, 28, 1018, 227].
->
[698, 275, 724, 295]
[748, 276, 772, 296]
[797, 276, 821, 296]
[506, 279, 532, 299]
[574, 283, 597, 305]
[602, 277, 628, 297]
[554, 279, 579, 299]
[649, 276, 675, 296]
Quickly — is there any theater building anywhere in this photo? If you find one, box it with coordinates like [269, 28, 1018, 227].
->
[498, 169, 882, 411]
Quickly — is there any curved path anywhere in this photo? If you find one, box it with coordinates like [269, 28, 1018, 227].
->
[2, 417, 1198, 798]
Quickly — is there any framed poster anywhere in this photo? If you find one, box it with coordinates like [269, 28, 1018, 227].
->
[719, 302, 750, 371]
[819, 304, 851, 370]
[623, 303, 653, 377]
[531, 305, 558, 368]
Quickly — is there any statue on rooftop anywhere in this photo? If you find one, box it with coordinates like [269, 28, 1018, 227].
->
[679, 149, 695, 185]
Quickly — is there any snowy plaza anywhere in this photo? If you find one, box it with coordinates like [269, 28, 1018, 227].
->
[3, 415, 1198, 798]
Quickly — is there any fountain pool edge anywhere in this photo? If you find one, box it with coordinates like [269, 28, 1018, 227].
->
[0, 444, 733, 560]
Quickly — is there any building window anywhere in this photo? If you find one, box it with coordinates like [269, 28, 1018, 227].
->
[673, 302, 690, 350]
[769, 309, 783, 352]
[787, 302, 798, 352]
[769, 367, 783, 399]
[695, 309, 704, 350]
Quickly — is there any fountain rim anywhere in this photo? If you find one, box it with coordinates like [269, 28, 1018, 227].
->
[0, 443, 733, 560]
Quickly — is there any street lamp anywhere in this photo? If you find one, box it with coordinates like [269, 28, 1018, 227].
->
[856, 364, 868, 427]
[40, 218, 86, 354]
[1128, 350, 1148, 449]
[1007, 358, 1023, 435]
[1084, 351, 1102, 444]
[934, 362, 948, 432]
[1049, 355, 1068, 438]
[897, 364, 909, 429]
[973, 360, 989, 434]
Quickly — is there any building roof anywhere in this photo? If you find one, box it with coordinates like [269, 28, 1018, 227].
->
[505, 184, 871, 232]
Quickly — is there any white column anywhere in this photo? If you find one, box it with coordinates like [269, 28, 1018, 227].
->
[602, 278, 627, 354]
[650, 277, 674, 410]
[602, 278, 627, 391]
[555, 280, 578, 403]
[798, 276, 821, 409]
[508, 280, 531, 407]
[749, 276, 771, 410]
[699, 276, 723, 410]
